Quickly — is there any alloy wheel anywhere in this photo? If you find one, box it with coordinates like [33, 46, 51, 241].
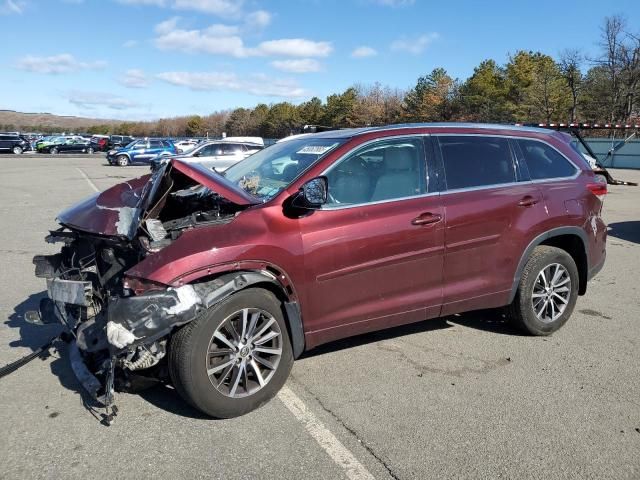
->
[206, 307, 282, 398]
[531, 263, 571, 323]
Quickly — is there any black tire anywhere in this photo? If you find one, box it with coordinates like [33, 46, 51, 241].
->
[116, 154, 129, 166]
[50, 147, 58, 155]
[507, 246, 579, 335]
[169, 288, 293, 418]
[12, 146, 23, 155]
[87, 147, 94, 154]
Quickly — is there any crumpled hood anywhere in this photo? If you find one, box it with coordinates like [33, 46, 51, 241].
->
[57, 175, 150, 238]
[56, 159, 259, 239]
[171, 159, 259, 206]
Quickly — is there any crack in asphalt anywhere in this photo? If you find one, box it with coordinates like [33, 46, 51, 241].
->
[290, 374, 402, 480]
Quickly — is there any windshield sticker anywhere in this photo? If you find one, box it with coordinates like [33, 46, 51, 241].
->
[296, 144, 337, 155]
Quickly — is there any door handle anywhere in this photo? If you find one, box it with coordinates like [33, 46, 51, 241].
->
[518, 195, 540, 207]
[411, 212, 442, 226]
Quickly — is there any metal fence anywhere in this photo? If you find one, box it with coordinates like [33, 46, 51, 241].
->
[584, 138, 640, 169]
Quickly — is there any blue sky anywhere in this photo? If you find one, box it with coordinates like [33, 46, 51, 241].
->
[0, 0, 638, 120]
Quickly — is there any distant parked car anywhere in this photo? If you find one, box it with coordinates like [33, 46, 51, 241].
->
[107, 138, 177, 166]
[108, 135, 135, 149]
[35, 135, 85, 152]
[174, 139, 200, 153]
[38, 138, 96, 154]
[0, 133, 31, 154]
[90, 135, 109, 152]
[154, 140, 264, 171]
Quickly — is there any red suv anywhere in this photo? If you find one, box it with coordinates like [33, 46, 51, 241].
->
[34, 123, 607, 418]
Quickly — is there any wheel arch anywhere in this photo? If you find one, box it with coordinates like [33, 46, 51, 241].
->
[188, 268, 305, 359]
[509, 227, 589, 303]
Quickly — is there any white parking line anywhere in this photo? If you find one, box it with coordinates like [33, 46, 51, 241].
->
[76, 167, 99, 192]
[278, 386, 375, 480]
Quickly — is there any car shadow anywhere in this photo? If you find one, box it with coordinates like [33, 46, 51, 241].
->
[444, 308, 526, 336]
[5, 292, 107, 419]
[608, 221, 640, 244]
[138, 384, 213, 420]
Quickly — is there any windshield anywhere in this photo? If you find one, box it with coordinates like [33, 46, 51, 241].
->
[224, 138, 344, 201]
[124, 140, 138, 148]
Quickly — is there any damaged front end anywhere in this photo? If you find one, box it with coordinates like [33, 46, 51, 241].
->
[32, 161, 260, 410]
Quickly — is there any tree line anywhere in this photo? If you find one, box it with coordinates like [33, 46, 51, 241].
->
[5, 15, 638, 138]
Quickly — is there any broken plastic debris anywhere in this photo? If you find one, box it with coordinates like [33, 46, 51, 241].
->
[106, 321, 138, 349]
[164, 285, 201, 315]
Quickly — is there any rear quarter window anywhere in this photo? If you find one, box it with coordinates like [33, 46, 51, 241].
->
[517, 139, 577, 180]
[438, 136, 516, 190]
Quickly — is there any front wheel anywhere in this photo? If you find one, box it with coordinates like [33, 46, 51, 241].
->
[169, 288, 293, 418]
[12, 146, 23, 155]
[116, 154, 129, 166]
[50, 147, 58, 155]
[87, 147, 94, 154]
[507, 246, 579, 335]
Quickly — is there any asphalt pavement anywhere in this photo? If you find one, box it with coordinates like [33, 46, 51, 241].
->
[0, 154, 638, 479]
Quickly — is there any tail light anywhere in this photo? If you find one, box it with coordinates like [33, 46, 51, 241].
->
[587, 182, 607, 199]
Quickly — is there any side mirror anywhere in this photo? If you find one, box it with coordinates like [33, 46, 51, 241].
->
[193, 151, 201, 157]
[293, 176, 328, 209]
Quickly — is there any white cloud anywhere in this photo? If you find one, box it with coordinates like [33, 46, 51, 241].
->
[245, 9, 271, 29]
[67, 91, 142, 110]
[17, 53, 107, 74]
[153, 18, 332, 59]
[120, 69, 149, 88]
[155, 16, 180, 34]
[122, 39, 138, 48]
[172, 0, 243, 17]
[205, 23, 239, 36]
[254, 39, 332, 58]
[373, 0, 415, 6]
[155, 24, 246, 57]
[156, 71, 307, 97]
[351, 46, 377, 58]
[390, 32, 439, 54]
[0, 0, 26, 15]
[271, 59, 321, 73]
[116, 0, 166, 6]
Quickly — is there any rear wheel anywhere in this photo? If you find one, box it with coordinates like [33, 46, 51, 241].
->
[116, 155, 129, 166]
[507, 246, 579, 335]
[87, 147, 94, 154]
[169, 288, 293, 418]
[50, 147, 58, 155]
[12, 146, 23, 155]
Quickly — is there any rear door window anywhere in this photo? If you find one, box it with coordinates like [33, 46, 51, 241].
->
[517, 139, 578, 180]
[437, 136, 516, 190]
[222, 144, 242, 155]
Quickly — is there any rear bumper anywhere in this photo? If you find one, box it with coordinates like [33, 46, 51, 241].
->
[588, 250, 606, 281]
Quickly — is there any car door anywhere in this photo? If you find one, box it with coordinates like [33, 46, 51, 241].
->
[129, 140, 148, 162]
[0, 135, 9, 150]
[190, 144, 220, 169]
[59, 139, 74, 153]
[435, 135, 547, 315]
[298, 136, 444, 345]
[144, 140, 165, 163]
[70, 140, 86, 152]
